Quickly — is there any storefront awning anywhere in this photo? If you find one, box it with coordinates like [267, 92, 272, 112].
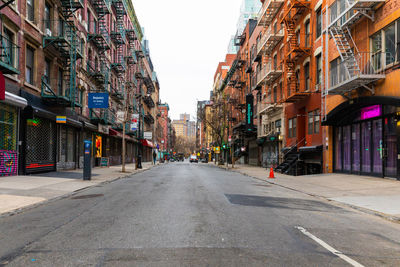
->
[323, 96, 400, 126]
[109, 128, 122, 137]
[141, 139, 153, 148]
[1, 91, 28, 108]
[299, 145, 323, 153]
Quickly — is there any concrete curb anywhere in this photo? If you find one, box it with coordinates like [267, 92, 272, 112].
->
[0, 165, 157, 218]
[211, 164, 400, 224]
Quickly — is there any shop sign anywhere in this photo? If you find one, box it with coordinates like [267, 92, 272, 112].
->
[144, 131, 152, 140]
[361, 105, 381, 120]
[98, 124, 110, 134]
[245, 94, 254, 131]
[56, 116, 67, 124]
[117, 111, 125, 123]
[130, 114, 139, 131]
[88, 93, 109, 108]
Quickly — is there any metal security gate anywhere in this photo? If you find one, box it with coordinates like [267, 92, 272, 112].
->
[0, 103, 18, 176]
[25, 117, 56, 173]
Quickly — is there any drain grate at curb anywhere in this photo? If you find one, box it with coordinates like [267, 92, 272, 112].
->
[71, 194, 104, 200]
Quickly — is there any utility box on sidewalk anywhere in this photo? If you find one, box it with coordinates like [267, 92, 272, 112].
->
[83, 140, 92, 180]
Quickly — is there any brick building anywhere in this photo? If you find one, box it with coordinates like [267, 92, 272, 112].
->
[0, 0, 160, 176]
[322, 0, 400, 179]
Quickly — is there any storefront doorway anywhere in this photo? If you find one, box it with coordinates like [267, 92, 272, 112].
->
[333, 105, 399, 179]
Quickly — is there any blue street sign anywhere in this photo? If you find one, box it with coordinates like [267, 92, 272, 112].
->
[88, 93, 109, 108]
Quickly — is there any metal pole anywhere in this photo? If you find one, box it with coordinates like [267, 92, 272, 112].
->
[122, 83, 127, 173]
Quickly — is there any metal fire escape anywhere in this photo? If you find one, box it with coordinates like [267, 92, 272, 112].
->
[282, 0, 311, 103]
[88, 0, 112, 124]
[42, 1, 83, 108]
[326, 0, 386, 96]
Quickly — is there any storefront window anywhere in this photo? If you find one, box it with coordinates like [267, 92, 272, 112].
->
[0, 104, 17, 151]
[385, 117, 397, 177]
[67, 128, 75, 162]
[372, 119, 383, 174]
[335, 127, 342, 171]
[343, 125, 351, 171]
[352, 124, 360, 172]
[361, 121, 371, 173]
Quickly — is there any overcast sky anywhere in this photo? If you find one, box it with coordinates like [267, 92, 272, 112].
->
[132, 0, 242, 121]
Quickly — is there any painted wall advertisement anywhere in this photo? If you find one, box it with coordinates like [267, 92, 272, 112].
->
[0, 150, 18, 176]
[95, 135, 102, 158]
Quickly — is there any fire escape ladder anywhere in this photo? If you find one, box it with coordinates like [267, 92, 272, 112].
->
[330, 26, 361, 79]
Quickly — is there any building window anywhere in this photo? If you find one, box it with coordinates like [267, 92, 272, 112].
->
[293, 117, 297, 138]
[308, 111, 313, 134]
[273, 54, 277, 69]
[44, 59, 51, 83]
[316, 54, 322, 86]
[3, 28, 15, 68]
[397, 19, 400, 62]
[371, 33, 382, 70]
[27, 0, 35, 22]
[288, 117, 297, 138]
[314, 110, 320, 134]
[273, 86, 277, 103]
[330, 58, 345, 86]
[385, 23, 395, 65]
[305, 20, 310, 47]
[275, 119, 281, 133]
[44, 3, 51, 32]
[58, 68, 64, 96]
[304, 62, 310, 91]
[316, 8, 322, 38]
[25, 45, 34, 85]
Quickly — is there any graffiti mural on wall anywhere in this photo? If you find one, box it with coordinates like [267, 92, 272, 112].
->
[0, 150, 18, 176]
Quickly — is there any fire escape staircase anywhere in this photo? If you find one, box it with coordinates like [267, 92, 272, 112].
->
[282, 0, 311, 103]
[327, 0, 386, 96]
[42, 0, 83, 108]
[59, 0, 84, 19]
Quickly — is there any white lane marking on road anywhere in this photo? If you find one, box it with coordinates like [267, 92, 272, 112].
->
[295, 226, 365, 267]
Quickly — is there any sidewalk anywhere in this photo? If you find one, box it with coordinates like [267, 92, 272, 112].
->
[0, 162, 156, 216]
[209, 162, 400, 222]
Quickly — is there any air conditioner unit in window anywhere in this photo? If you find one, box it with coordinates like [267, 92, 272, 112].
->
[45, 28, 52, 36]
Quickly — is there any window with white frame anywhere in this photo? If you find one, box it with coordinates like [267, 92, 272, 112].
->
[308, 111, 313, 134]
[316, 8, 322, 39]
[25, 45, 35, 85]
[3, 28, 16, 69]
[27, 0, 35, 22]
[314, 110, 320, 134]
[316, 54, 322, 86]
[371, 20, 400, 68]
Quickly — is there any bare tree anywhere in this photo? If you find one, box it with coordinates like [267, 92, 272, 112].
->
[173, 136, 196, 156]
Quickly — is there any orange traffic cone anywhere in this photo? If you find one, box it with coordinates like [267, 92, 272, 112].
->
[269, 167, 275, 179]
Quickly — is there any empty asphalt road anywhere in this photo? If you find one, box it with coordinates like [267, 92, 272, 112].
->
[1, 162, 400, 266]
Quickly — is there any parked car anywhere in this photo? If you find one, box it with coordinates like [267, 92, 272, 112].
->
[190, 155, 198, 163]
[200, 158, 208, 163]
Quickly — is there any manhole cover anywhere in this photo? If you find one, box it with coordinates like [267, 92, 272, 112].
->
[71, 194, 104, 200]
